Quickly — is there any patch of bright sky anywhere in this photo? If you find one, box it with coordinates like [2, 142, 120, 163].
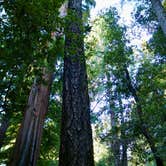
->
[91, 0, 133, 24]
[90, 0, 151, 47]
[90, 0, 121, 19]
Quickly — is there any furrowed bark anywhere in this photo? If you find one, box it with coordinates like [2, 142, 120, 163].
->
[124, 67, 164, 166]
[9, 70, 53, 166]
[150, 0, 166, 36]
[59, 0, 94, 166]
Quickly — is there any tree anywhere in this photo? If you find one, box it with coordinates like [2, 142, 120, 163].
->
[1, 0, 65, 165]
[59, 0, 94, 165]
[85, 5, 166, 165]
[106, 73, 121, 166]
[1, 0, 165, 165]
[124, 67, 164, 166]
[9, 70, 53, 166]
[85, 8, 130, 166]
[122, 0, 166, 35]
[150, 0, 166, 36]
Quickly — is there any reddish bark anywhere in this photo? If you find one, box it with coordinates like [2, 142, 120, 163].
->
[9, 70, 53, 166]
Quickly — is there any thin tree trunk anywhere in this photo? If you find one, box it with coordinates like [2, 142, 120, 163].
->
[110, 109, 120, 166]
[59, 0, 94, 166]
[121, 142, 127, 166]
[106, 72, 120, 166]
[0, 114, 9, 149]
[150, 0, 166, 36]
[124, 67, 164, 166]
[9, 69, 53, 166]
[120, 112, 128, 166]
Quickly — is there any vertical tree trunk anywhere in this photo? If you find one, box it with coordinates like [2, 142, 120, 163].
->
[59, 0, 94, 166]
[124, 67, 164, 166]
[0, 114, 9, 149]
[110, 103, 120, 166]
[150, 0, 166, 36]
[9, 69, 53, 166]
[120, 111, 128, 166]
[121, 143, 127, 166]
[106, 73, 120, 166]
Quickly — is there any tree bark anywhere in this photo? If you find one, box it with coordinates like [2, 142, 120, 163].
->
[9, 69, 53, 166]
[150, 0, 166, 36]
[124, 67, 164, 166]
[59, 0, 94, 166]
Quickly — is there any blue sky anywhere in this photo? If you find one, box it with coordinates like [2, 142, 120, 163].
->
[90, 0, 134, 24]
[90, 0, 151, 47]
[90, 0, 121, 18]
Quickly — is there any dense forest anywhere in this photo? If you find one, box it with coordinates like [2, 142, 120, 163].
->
[0, 0, 166, 166]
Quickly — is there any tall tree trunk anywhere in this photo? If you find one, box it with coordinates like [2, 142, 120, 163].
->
[110, 109, 120, 166]
[124, 67, 164, 166]
[150, 0, 166, 36]
[120, 111, 128, 166]
[121, 142, 127, 166]
[0, 114, 9, 149]
[9, 69, 53, 166]
[59, 0, 94, 166]
[106, 73, 120, 166]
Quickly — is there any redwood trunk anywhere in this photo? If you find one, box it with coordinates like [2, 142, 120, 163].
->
[9, 70, 53, 166]
[59, 0, 94, 166]
[124, 67, 163, 166]
[150, 0, 166, 36]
